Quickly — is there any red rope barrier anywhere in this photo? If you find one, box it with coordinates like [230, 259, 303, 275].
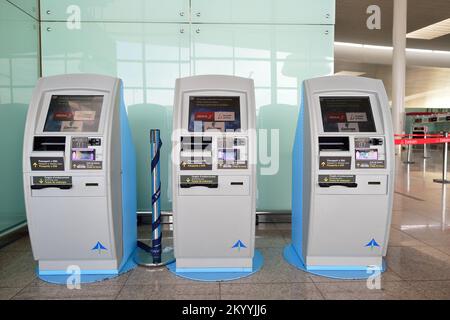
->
[395, 137, 450, 145]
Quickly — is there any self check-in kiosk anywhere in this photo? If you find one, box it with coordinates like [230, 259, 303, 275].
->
[172, 75, 257, 273]
[23, 74, 137, 277]
[286, 76, 394, 276]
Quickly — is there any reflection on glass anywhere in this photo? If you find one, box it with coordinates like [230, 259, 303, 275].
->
[236, 60, 271, 87]
[146, 62, 183, 87]
[116, 41, 143, 60]
[146, 89, 175, 106]
[194, 60, 234, 76]
[117, 62, 144, 87]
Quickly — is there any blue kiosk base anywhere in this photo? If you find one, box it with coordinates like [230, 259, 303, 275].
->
[37, 255, 137, 285]
[283, 244, 386, 280]
[167, 249, 264, 282]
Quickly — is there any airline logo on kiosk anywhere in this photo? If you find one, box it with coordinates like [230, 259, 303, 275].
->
[91, 241, 107, 254]
[53, 112, 73, 121]
[365, 238, 381, 250]
[232, 240, 247, 251]
[194, 112, 214, 121]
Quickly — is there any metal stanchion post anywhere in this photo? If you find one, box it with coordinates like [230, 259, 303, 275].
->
[433, 132, 450, 184]
[134, 129, 175, 266]
[423, 133, 430, 159]
[403, 133, 415, 164]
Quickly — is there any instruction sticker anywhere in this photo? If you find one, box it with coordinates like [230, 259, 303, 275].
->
[319, 156, 351, 170]
[30, 157, 65, 171]
[180, 175, 218, 187]
[356, 160, 385, 169]
[72, 160, 102, 170]
[180, 159, 212, 170]
[32, 176, 72, 186]
[218, 161, 248, 169]
[319, 175, 356, 183]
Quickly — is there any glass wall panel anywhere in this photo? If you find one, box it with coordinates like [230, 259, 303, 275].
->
[191, 0, 335, 24]
[192, 24, 334, 211]
[41, 22, 190, 211]
[41, 0, 189, 23]
[0, 0, 39, 234]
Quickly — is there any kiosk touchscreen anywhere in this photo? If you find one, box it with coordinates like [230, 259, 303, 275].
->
[172, 75, 257, 272]
[23, 74, 137, 276]
[286, 76, 394, 276]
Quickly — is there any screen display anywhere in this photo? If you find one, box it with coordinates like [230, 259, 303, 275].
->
[356, 149, 378, 161]
[218, 149, 239, 161]
[320, 97, 376, 132]
[188, 96, 241, 132]
[44, 95, 104, 132]
[72, 149, 95, 161]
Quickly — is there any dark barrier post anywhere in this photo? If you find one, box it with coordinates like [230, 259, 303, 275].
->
[134, 129, 175, 266]
[434, 132, 450, 184]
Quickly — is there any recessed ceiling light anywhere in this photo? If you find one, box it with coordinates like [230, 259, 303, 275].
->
[407, 18, 450, 40]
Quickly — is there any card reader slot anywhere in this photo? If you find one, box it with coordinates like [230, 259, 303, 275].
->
[31, 184, 72, 190]
[318, 182, 358, 188]
[180, 183, 218, 189]
[230, 182, 244, 186]
[319, 137, 349, 151]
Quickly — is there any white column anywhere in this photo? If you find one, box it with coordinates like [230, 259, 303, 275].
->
[392, 0, 407, 136]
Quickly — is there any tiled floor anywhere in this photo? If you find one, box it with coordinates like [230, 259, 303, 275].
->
[1, 149, 450, 299]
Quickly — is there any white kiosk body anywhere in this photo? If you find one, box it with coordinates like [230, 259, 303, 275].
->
[23, 74, 137, 275]
[291, 76, 394, 270]
[172, 75, 256, 272]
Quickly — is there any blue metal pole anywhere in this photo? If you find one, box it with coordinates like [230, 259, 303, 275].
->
[150, 129, 162, 263]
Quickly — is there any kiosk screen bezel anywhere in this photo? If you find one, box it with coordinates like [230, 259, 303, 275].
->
[319, 96, 377, 133]
[187, 96, 242, 133]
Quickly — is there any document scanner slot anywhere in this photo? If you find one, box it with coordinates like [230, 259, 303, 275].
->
[180, 182, 218, 188]
[33, 136, 66, 151]
[319, 137, 349, 151]
[319, 182, 357, 188]
[31, 184, 72, 190]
